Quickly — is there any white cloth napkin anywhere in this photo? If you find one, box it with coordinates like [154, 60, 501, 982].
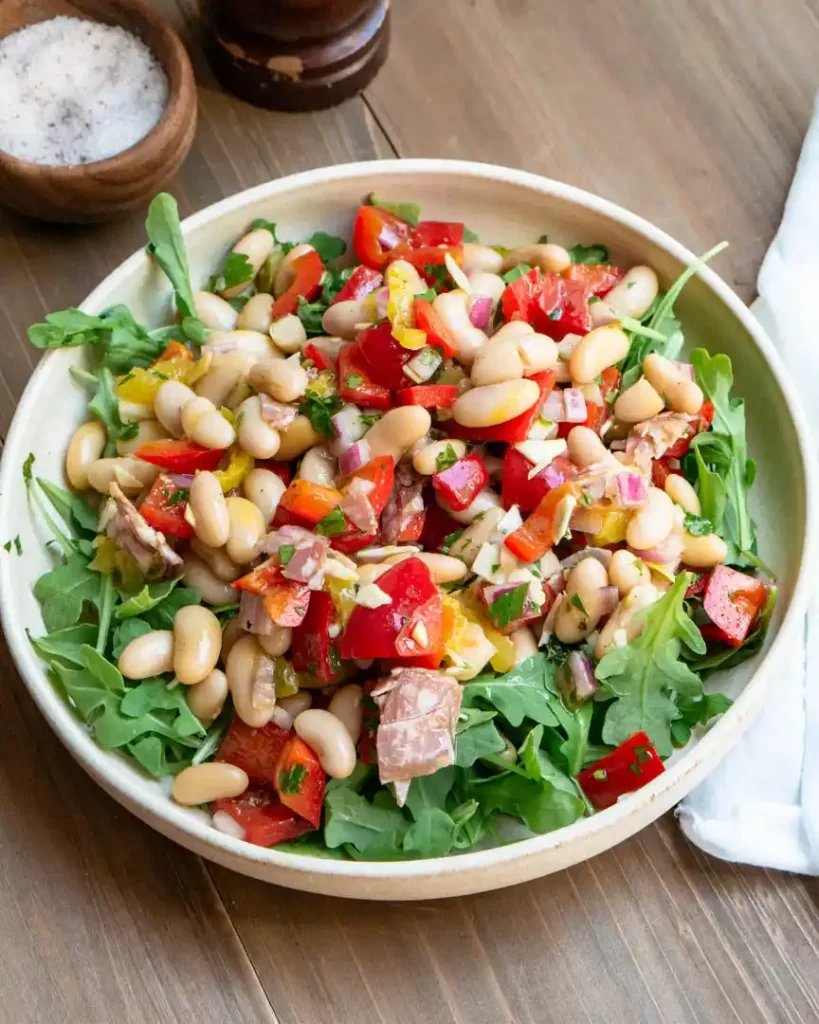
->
[676, 96, 819, 874]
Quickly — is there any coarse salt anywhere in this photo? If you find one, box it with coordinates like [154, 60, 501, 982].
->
[0, 16, 169, 167]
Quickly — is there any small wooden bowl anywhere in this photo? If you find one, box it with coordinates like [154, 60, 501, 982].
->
[0, 0, 197, 223]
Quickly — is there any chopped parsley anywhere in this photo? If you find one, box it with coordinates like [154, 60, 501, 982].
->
[502, 263, 532, 285]
[487, 584, 528, 628]
[684, 513, 715, 537]
[568, 243, 610, 265]
[279, 543, 295, 567]
[314, 507, 348, 537]
[300, 390, 343, 437]
[165, 488, 189, 507]
[570, 594, 588, 616]
[279, 763, 308, 795]
[435, 444, 459, 473]
[358, 412, 382, 429]
[439, 529, 464, 554]
[344, 374, 364, 389]
[423, 264, 450, 293]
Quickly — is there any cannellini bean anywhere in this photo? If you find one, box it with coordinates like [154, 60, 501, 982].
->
[555, 557, 611, 643]
[66, 421, 107, 490]
[502, 243, 571, 274]
[680, 531, 728, 568]
[517, 333, 559, 374]
[614, 377, 665, 424]
[181, 396, 235, 450]
[172, 762, 248, 805]
[414, 552, 468, 583]
[412, 438, 467, 475]
[220, 616, 245, 664]
[237, 395, 281, 459]
[609, 548, 651, 598]
[462, 243, 504, 275]
[626, 487, 675, 550]
[275, 416, 322, 460]
[642, 353, 704, 415]
[328, 684, 364, 743]
[293, 709, 356, 779]
[87, 457, 158, 496]
[190, 539, 241, 581]
[322, 300, 375, 339]
[210, 330, 276, 361]
[225, 496, 265, 564]
[273, 243, 314, 298]
[173, 605, 222, 685]
[569, 324, 630, 384]
[470, 337, 525, 387]
[492, 321, 534, 343]
[566, 425, 614, 469]
[220, 229, 276, 298]
[363, 406, 431, 462]
[278, 691, 312, 718]
[453, 379, 539, 428]
[510, 626, 538, 665]
[194, 290, 238, 331]
[468, 271, 506, 305]
[242, 468, 287, 524]
[182, 553, 238, 606]
[115, 419, 167, 456]
[257, 626, 292, 658]
[226, 635, 278, 728]
[118, 630, 174, 680]
[189, 471, 230, 548]
[596, 583, 660, 658]
[590, 266, 659, 327]
[297, 444, 337, 487]
[194, 351, 258, 410]
[664, 473, 701, 515]
[186, 668, 229, 724]
[444, 487, 503, 527]
[449, 502, 504, 561]
[269, 313, 308, 354]
[118, 400, 156, 422]
[154, 380, 196, 438]
[432, 291, 488, 366]
[249, 357, 308, 404]
[238, 292, 275, 334]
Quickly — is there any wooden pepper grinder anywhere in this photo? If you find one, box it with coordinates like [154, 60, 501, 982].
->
[201, 0, 390, 111]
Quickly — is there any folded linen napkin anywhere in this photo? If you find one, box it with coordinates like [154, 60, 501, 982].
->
[676, 96, 819, 874]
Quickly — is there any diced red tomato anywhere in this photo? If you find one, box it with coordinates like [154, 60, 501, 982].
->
[414, 298, 458, 359]
[337, 341, 393, 409]
[216, 718, 291, 788]
[290, 590, 344, 685]
[396, 385, 459, 408]
[501, 268, 607, 340]
[504, 481, 578, 563]
[271, 249, 324, 319]
[339, 557, 439, 660]
[232, 559, 311, 627]
[330, 530, 379, 554]
[577, 732, 665, 810]
[212, 785, 312, 847]
[702, 565, 767, 647]
[394, 593, 443, 658]
[138, 474, 192, 539]
[353, 205, 414, 269]
[412, 221, 465, 247]
[665, 401, 715, 459]
[599, 366, 622, 400]
[356, 321, 414, 392]
[135, 439, 224, 473]
[418, 498, 462, 552]
[651, 457, 679, 490]
[432, 454, 488, 512]
[274, 736, 326, 828]
[501, 449, 578, 514]
[562, 263, 625, 297]
[685, 572, 707, 598]
[279, 478, 342, 524]
[303, 342, 335, 371]
[388, 243, 463, 280]
[446, 369, 556, 444]
[331, 265, 383, 304]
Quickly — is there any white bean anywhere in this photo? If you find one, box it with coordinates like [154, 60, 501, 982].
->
[66, 421, 107, 490]
[86, 457, 158, 496]
[412, 439, 467, 475]
[181, 396, 235, 450]
[449, 502, 504, 560]
[249, 357, 308, 404]
[190, 538, 242, 581]
[154, 380, 196, 438]
[225, 496, 265, 564]
[257, 626, 292, 658]
[328, 684, 364, 743]
[238, 292, 275, 334]
[242, 468, 287, 524]
[363, 406, 431, 462]
[609, 549, 651, 598]
[172, 762, 248, 805]
[275, 416, 322, 461]
[614, 377, 665, 424]
[462, 243, 504, 275]
[186, 668, 229, 724]
[517, 333, 559, 374]
[566, 426, 612, 469]
[269, 313, 308, 354]
[220, 616, 245, 665]
[590, 266, 659, 327]
[626, 487, 675, 550]
[414, 552, 468, 583]
[432, 291, 488, 366]
[665, 473, 701, 515]
[502, 243, 571, 274]
[491, 321, 534, 343]
[642, 353, 704, 415]
[293, 709, 356, 779]
[118, 630, 174, 680]
[226, 635, 277, 728]
[595, 583, 660, 658]
[452, 379, 539, 428]
[468, 272, 506, 305]
[681, 532, 728, 568]
[322, 300, 375, 340]
[182, 553, 238, 606]
[194, 291, 238, 331]
[174, 605, 222, 685]
[278, 691, 312, 718]
[569, 324, 630, 384]
[237, 395, 281, 459]
[189, 471, 230, 548]
[194, 351, 258, 410]
[220, 229, 275, 298]
[470, 337, 524, 387]
[555, 557, 610, 643]
[297, 444, 337, 487]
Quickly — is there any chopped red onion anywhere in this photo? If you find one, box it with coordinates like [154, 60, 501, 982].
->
[567, 651, 599, 701]
[675, 361, 695, 380]
[261, 524, 328, 555]
[468, 295, 493, 328]
[560, 547, 613, 571]
[543, 460, 572, 489]
[251, 655, 277, 711]
[616, 472, 647, 508]
[373, 287, 389, 320]
[270, 706, 294, 731]
[259, 393, 299, 429]
[212, 811, 246, 840]
[168, 474, 194, 488]
[331, 405, 367, 455]
[404, 347, 442, 384]
[482, 582, 522, 606]
[564, 388, 588, 423]
[240, 590, 277, 635]
[578, 475, 607, 503]
[598, 585, 620, 617]
[202, 340, 239, 355]
[633, 532, 684, 565]
[341, 486, 378, 534]
[541, 390, 565, 421]
[609, 440, 627, 451]
[338, 439, 371, 476]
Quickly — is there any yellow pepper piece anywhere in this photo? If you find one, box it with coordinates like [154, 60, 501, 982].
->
[394, 327, 427, 350]
[274, 658, 301, 698]
[589, 506, 631, 547]
[325, 578, 357, 630]
[89, 536, 143, 593]
[183, 352, 212, 387]
[386, 263, 427, 350]
[213, 447, 254, 492]
[309, 369, 338, 398]
[451, 590, 516, 673]
[115, 357, 190, 404]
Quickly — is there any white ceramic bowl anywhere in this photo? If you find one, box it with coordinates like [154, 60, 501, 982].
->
[1, 160, 815, 900]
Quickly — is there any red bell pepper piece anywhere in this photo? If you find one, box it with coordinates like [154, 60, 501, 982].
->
[337, 342, 393, 410]
[501, 449, 577, 514]
[331, 264, 383, 304]
[138, 474, 193, 539]
[153, 339, 192, 364]
[432, 454, 488, 512]
[702, 565, 767, 647]
[356, 321, 414, 392]
[274, 736, 326, 828]
[339, 557, 439, 660]
[135, 439, 224, 474]
[353, 205, 413, 268]
[290, 590, 344, 685]
[271, 249, 324, 319]
[396, 384, 459, 408]
[446, 370, 556, 444]
[212, 785, 312, 847]
[562, 263, 625, 297]
[411, 221, 465, 247]
[279, 479, 342, 524]
[414, 297, 458, 359]
[504, 481, 578, 563]
[216, 718, 291, 788]
[388, 243, 464, 280]
[418, 498, 462, 552]
[650, 457, 680, 490]
[665, 401, 715, 459]
[685, 572, 708, 598]
[348, 455, 394, 516]
[232, 559, 311, 627]
[577, 732, 665, 810]
[303, 342, 335, 371]
[330, 530, 379, 554]
[397, 509, 426, 543]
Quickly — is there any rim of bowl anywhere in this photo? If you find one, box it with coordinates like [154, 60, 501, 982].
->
[2, 158, 816, 885]
[0, 0, 195, 178]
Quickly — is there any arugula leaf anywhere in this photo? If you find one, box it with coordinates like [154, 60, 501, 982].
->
[145, 193, 198, 319]
[597, 573, 707, 756]
[455, 710, 506, 768]
[403, 808, 457, 858]
[111, 617, 152, 659]
[115, 578, 182, 619]
[34, 553, 101, 632]
[314, 507, 348, 537]
[296, 296, 327, 335]
[568, 243, 610, 264]
[463, 654, 561, 728]
[684, 513, 714, 536]
[217, 252, 254, 293]
[368, 194, 421, 226]
[250, 217, 279, 238]
[143, 587, 201, 630]
[324, 787, 408, 856]
[307, 231, 347, 263]
[670, 692, 733, 748]
[537, 233, 549, 244]
[88, 368, 138, 451]
[435, 444, 459, 473]
[486, 584, 528, 629]
[502, 263, 532, 285]
[320, 266, 354, 304]
[36, 479, 98, 540]
[301, 390, 343, 436]
[647, 241, 728, 336]
[688, 440, 728, 532]
[28, 624, 98, 666]
[464, 227, 480, 243]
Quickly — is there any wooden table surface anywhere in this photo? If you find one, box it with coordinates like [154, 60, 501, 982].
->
[1, 1, 818, 1021]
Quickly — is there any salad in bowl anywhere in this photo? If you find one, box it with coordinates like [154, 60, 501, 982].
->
[21, 191, 774, 862]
